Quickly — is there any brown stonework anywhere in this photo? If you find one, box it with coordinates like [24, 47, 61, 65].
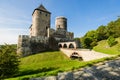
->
[17, 4, 75, 57]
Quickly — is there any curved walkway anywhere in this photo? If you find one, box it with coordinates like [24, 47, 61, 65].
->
[60, 48, 111, 61]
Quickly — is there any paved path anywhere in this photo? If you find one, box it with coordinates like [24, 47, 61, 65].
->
[60, 48, 111, 61]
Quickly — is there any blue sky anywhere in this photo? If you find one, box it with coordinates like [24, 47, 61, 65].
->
[0, 0, 120, 44]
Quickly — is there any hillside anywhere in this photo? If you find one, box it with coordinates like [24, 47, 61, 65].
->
[7, 51, 87, 80]
[80, 18, 120, 49]
[93, 37, 120, 55]
[6, 50, 117, 80]
[6, 37, 120, 80]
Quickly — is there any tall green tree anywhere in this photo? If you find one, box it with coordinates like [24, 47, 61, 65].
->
[96, 25, 108, 40]
[0, 44, 19, 79]
[82, 37, 93, 48]
[81, 18, 120, 49]
[85, 30, 97, 39]
[81, 30, 97, 48]
[107, 21, 116, 37]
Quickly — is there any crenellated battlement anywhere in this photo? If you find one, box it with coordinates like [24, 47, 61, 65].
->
[17, 4, 75, 57]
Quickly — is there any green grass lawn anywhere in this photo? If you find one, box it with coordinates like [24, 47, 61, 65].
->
[6, 38, 120, 80]
[6, 50, 118, 80]
[6, 51, 87, 80]
[93, 37, 120, 55]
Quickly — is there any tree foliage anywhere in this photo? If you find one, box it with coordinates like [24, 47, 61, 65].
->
[107, 36, 117, 47]
[0, 44, 19, 79]
[96, 25, 108, 40]
[81, 30, 97, 48]
[82, 37, 93, 48]
[81, 18, 120, 48]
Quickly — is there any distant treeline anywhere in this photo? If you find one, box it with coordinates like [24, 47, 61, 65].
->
[80, 18, 120, 48]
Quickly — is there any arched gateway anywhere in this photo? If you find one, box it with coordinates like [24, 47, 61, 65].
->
[58, 41, 77, 49]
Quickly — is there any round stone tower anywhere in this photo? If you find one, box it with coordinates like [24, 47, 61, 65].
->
[55, 16, 67, 31]
[30, 4, 51, 37]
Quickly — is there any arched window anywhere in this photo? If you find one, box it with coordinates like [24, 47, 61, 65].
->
[40, 11, 42, 14]
[69, 43, 74, 48]
[58, 44, 62, 48]
[63, 44, 67, 48]
[45, 14, 48, 16]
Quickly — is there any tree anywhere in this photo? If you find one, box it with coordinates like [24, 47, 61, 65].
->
[107, 21, 116, 37]
[0, 44, 19, 79]
[96, 25, 108, 40]
[107, 36, 117, 47]
[81, 17, 120, 49]
[81, 30, 98, 48]
[85, 30, 97, 39]
[82, 37, 93, 48]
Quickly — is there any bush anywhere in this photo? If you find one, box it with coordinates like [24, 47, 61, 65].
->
[90, 41, 97, 48]
[0, 44, 19, 79]
[82, 37, 93, 48]
[107, 36, 117, 47]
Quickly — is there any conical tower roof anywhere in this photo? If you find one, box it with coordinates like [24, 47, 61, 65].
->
[33, 4, 51, 14]
[37, 4, 48, 12]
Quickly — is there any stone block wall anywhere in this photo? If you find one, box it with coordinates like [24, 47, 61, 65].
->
[31, 9, 51, 37]
[17, 35, 31, 57]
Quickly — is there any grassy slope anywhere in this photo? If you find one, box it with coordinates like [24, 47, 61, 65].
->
[93, 37, 120, 55]
[20, 51, 81, 71]
[7, 51, 88, 80]
[7, 38, 120, 80]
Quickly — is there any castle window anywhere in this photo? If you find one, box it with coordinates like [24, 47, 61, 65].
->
[40, 11, 42, 14]
[46, 26, 48, 30]
[58, 25, 60, 28]
[45, 14, 48, 16]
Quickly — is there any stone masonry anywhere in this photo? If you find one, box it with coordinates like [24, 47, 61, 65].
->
[17, 4, 76, 57]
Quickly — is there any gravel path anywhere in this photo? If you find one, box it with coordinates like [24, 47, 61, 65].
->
[60, 48, 111, 61]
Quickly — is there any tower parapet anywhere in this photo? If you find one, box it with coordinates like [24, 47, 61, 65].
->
[17, 35, 31, 56]
[55, 16, 67, 31]
[17, 4, 75, 57]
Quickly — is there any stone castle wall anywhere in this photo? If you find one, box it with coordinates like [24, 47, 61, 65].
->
[17, 35, 50, 56]
[30, 8, 51, 37]
[17, 4, 75, 57]
[17, 35, 31, 56]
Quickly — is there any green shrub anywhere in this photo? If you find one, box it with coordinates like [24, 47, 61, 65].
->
[0, 44, 19, 79]
[107, 36, 117, 47]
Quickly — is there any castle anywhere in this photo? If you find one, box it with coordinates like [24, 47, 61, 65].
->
[17, 4, 77, 56]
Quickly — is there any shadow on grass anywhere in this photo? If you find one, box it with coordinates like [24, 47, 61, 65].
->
[15, 67, 58, 77]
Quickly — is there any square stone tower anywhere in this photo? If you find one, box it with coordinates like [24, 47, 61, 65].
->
[17, 4, 76, 57]
[30, 4, 51, 37]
